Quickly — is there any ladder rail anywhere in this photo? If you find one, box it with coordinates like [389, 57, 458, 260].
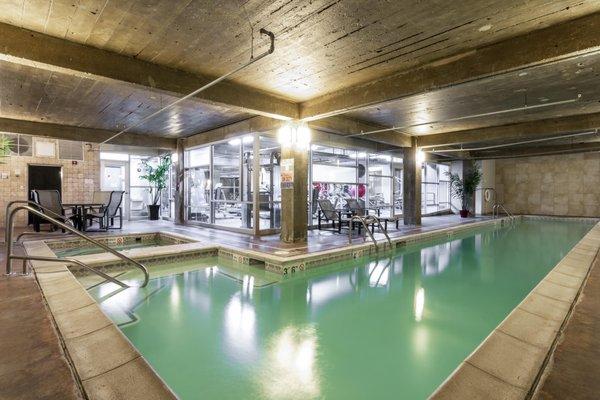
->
[370, 215, 392, 247]
[349, 215, 392, 249]
[349, 215, 378, 246]
[5, 202, 149, 287]
[492, 203, 514, 219]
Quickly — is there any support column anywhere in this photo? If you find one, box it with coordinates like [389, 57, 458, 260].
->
[403, 140, 422, 226]
[174, 139, 185, 225]
[280, 147, 308, 243]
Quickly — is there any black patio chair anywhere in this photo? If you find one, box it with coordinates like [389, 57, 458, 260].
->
[84, 190, 124, 231]
[317, 199, 352, 233]
[30, 189, 77, 232]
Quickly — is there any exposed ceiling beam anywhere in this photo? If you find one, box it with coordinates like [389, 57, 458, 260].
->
[417, 112, 600, 148]
[466, 142, 600, 159]
[0, 117, 176, 149]
[299, 12, 600, 120]
[308, 116, 412, 147]
[184, 117, 279, 148]
[0, 23, 298, 121]
[184, 116, 397, 152]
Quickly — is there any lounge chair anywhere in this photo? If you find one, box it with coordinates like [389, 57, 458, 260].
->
[317, 199, 352, 233]
[84, 190, 124, 231]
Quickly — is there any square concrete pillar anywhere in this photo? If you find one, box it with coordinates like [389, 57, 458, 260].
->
[280, 147, 309, 243]
[403, 142, 422, 225]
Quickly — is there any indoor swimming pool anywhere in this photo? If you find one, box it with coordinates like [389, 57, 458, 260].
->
[84, 219, 594, 399]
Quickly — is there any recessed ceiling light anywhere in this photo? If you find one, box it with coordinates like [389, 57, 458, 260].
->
[518, 72, 528, 77]
[478, 24, 492, 32]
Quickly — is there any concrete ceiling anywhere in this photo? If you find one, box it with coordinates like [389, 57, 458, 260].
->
[342, 51, 600, 136]
[0, 59, 252, 137]
[0, 0, 599, 154]
[1, 0, 598, 101]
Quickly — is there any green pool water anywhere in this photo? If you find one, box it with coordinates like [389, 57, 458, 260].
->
[87, 220, 593, 399]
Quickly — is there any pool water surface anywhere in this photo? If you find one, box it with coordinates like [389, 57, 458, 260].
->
[86, 220, 593, 399]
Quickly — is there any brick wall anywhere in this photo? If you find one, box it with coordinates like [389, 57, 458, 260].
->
[0, 141, 100, 228]
[495, 152, 600, 217]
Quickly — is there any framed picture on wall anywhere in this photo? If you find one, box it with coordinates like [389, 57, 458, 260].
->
[34, 138, 57, 158]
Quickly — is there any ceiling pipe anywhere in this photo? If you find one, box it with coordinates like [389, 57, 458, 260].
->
[346, 95, 582, 138]
[101, 28, 276, 145]
[426, 129, 599, 153]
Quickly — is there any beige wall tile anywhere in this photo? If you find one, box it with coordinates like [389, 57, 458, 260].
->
[495, 153, 600, 217]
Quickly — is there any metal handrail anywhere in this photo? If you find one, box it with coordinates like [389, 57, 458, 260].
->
[350, 215, 377, 246]
[493, 203, 514, 219]
[349, 215, 392, 249]
[4, 200, 76, 244]
[9, 255, 128, 288]
[5, 203, 149, 287]
[370, 215, 392, 247]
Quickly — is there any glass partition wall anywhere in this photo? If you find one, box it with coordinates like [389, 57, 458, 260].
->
[310, 145, 402, 224]
[185, 134, 281, 234]
[184, 135, 451, 234]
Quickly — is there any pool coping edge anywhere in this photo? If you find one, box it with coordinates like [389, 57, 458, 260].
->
[428, 221, 600, 399]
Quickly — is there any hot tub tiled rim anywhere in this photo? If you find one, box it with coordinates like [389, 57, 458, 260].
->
[23, 216, 600, 400]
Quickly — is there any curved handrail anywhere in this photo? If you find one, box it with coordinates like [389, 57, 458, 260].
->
[10, 255, 128, 288]
[5, 203, 149, 287]
[4, 200, 76, 244]
[349, 214, 392, 248]
[350, 215, 378, 246]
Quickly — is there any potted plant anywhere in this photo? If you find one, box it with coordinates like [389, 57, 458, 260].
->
[446, 166, 482, 218]
[0, 136, 12, 163]
[140, 155, 172, 220]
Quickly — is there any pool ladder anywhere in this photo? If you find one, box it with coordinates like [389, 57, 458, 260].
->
[349, 215, 392, 250]
[492, 203, 514, 220]
[3, 200, 149, 288]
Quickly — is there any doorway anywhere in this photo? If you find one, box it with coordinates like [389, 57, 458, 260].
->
[28, 165, 62, 225]
[100, 160, 130, 220]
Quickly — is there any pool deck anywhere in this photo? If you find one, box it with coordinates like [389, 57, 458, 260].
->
[1, 215, 600, 399]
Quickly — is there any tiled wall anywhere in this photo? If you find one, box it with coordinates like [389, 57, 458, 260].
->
[495, 152, 600, 217]
[0, 141, 100, 227]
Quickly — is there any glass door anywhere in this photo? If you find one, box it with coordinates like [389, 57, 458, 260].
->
[100, 160, 129, 220]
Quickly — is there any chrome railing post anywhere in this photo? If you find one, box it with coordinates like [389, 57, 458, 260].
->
[4, 202, 150, 287]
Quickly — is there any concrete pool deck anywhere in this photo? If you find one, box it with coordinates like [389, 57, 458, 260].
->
[1, 216, 600, 399]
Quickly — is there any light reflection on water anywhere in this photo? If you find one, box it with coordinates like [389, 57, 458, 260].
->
[87, 220, 593, 400]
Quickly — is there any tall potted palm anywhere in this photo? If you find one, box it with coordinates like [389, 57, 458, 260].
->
[446, 166, 482, 218]
[140, 155, 172, 220]
[0, 136, 11, 163]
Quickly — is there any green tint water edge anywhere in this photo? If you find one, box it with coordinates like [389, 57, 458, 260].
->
[85, 220, 594, 399]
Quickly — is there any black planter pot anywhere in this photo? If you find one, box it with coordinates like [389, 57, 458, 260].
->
[148, 204, 160, 220]
[459, 209, 469, 218]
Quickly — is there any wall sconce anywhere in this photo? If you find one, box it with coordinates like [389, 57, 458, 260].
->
[277, 122, 311, 150]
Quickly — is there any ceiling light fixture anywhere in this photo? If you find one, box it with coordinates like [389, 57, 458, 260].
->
[278, 122, 312, 150]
